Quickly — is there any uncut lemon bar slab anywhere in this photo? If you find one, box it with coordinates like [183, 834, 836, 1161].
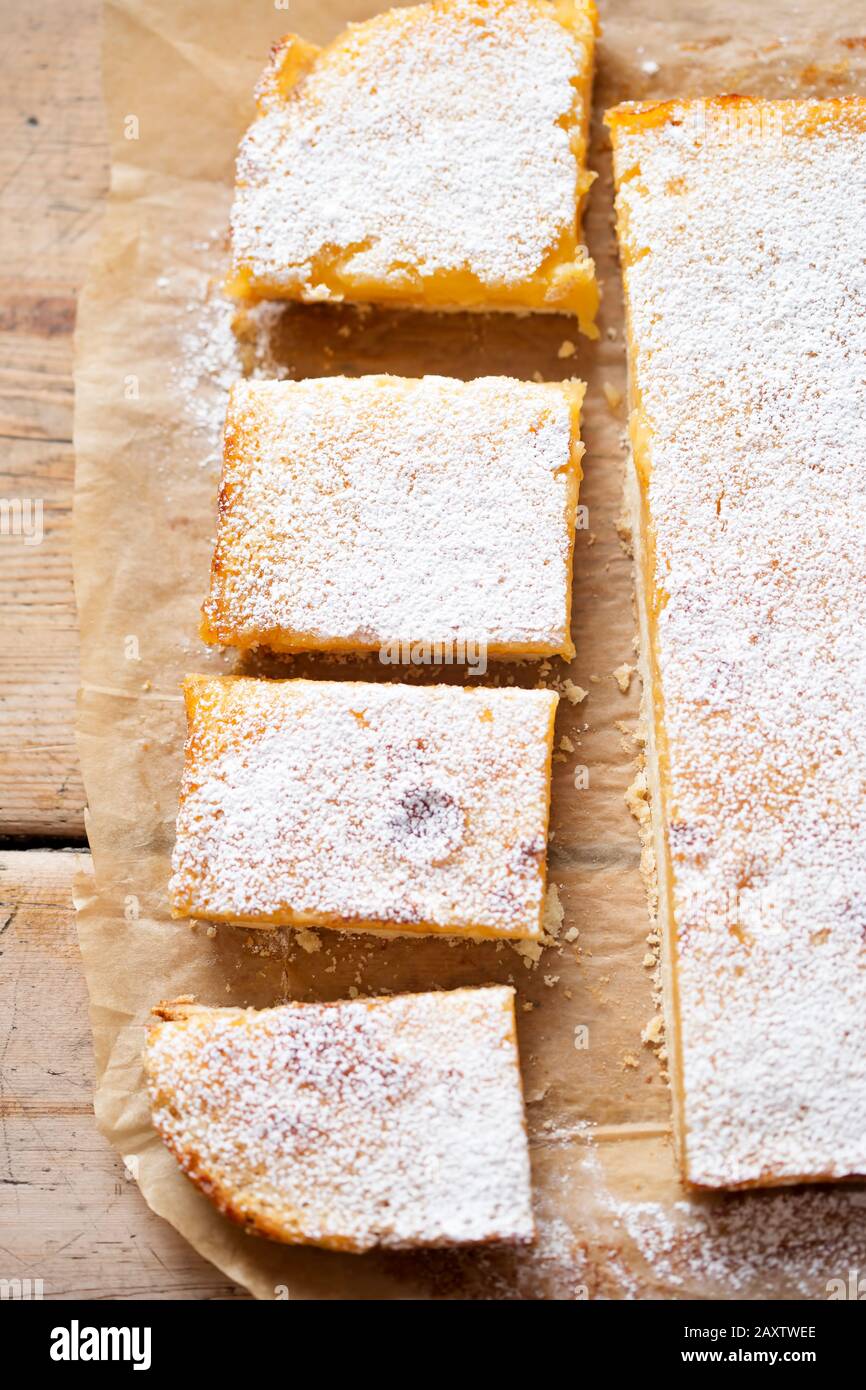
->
[201, 375, 585, 662]
[169, 677, 557, 939]
[145, 987, 533, 1252]
[608, 97, 866, 1189]
[228, 0, 599, 332]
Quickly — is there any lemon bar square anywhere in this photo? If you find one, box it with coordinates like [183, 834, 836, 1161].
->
[201, 375, 585, 661]
[608, 98, 866, 1188]
[228, 0, 599, 332]
[169, 676, 558, 939]
[145, 986, 534, 1252]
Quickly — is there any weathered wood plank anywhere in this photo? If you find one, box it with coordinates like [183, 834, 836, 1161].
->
[0, 850, 249, 1298]
[0, 0, 108, 837]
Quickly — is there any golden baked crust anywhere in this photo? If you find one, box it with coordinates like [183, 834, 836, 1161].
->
[608, 97, 866, 1189]
[228, 0, 599, 331]
[169, 676, 558, 940]
[201, 375, 585, 661]
[145, 987, 534, 1252]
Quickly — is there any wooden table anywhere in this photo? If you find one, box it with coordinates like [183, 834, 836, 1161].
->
[0, 0, 246, 1299]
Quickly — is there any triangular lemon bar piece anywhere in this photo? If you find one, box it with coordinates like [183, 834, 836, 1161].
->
[145, 988, 534, 1252]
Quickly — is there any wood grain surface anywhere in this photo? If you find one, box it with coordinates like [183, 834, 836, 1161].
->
[0, 850, 247, 1298]
[0, 0, 101, 840]
[0, 1, 248, 1299]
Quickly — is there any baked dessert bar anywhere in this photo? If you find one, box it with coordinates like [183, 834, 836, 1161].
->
[145, 987, 534, 1252]
[201, 375, 585, 661]
[228, 0, 599, 332]
[608, 97, 866, 1188]
[169, 676, 558, 939]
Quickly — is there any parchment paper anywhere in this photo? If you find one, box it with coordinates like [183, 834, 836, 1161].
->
[73, 0, 866, 1299]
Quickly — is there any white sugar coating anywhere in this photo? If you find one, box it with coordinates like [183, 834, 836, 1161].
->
[230, 0, 595, 301]
[607, 1187, 866, 1298]
[145, 988, 534, 1252]
[611, 99, 866, 1185]
[203, 375, 583, 657]
[170, 677, 557, 939]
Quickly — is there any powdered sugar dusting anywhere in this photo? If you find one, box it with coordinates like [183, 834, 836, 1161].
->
[611, 99, 866, 1184]
[607, 1187, 866, 1299]
[170, 677, 557, 939]
[203, 375, 583, 656]
[171, 284, 289, 463]
[145, 987, 533, 1251]
[401, 1134, 866, 1298]
[230, 0, 595, 309]
[175, 293, 240, 443]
